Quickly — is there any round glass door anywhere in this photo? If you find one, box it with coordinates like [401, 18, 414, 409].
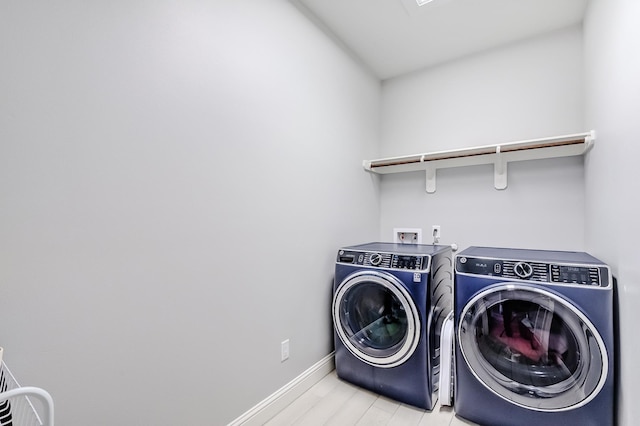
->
[458, 284, 608, 411]
[333, 270, 421, 368]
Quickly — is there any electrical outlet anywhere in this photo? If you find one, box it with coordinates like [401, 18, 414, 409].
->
[432, 225, 441, 244]
[393, 228, 422, 244]
[281, 339, 290, 362]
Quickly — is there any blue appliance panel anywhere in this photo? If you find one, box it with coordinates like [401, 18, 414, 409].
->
[453, 246, 614, 426]
[333, 242, 453, 410]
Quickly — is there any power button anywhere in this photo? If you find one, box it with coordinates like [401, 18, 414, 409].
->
[494, 263, 502, 274]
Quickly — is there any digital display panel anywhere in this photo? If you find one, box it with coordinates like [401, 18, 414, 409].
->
[396, 255, 421, 269]
[558, 266, 589, 284]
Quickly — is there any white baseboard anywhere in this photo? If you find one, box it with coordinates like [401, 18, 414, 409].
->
[227, 352, 335, 426]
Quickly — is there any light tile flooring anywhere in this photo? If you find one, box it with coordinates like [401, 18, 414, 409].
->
[265, 370, 478, 426]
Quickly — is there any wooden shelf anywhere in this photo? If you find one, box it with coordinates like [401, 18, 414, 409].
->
[363, 131, 595, 193]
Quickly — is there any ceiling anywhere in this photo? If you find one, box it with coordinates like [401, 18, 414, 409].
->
[291, 0, 588, 80]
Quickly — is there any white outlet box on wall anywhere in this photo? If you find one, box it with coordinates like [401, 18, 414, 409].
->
[393, 228, 422, 244]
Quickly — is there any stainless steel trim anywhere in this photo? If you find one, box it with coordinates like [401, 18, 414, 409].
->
[457, 283, 609, 412]
[337, 249, 434, 272]
[454, 253, 612, 289]
[333, 270, 422, 368]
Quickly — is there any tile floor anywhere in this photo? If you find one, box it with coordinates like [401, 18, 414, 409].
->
[264, 370, 478, 426]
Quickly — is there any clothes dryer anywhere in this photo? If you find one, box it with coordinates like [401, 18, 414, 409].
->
[333, 242, 452, 410]
[454, 246, 614, 426]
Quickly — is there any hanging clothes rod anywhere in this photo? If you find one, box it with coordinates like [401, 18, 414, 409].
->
[363, 130, 595, 192]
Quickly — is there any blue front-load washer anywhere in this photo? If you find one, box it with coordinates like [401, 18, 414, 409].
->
[333, 242, 452, 410]
[454, 246, 614, 426]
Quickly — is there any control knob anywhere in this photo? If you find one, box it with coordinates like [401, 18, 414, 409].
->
[369, 253, 382, 266]
[514, 262, 534, 279]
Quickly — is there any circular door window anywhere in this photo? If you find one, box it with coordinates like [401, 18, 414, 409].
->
[458, 284, 608, 411]
[333, 270, 421, 368]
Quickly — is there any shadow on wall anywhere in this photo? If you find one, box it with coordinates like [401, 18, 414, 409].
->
[613, 276, 620, 426]
[328, 276, 336, 353]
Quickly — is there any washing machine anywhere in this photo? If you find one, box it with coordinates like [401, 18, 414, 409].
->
[332, 242, 452, 410]
[454, 246, 614, 426]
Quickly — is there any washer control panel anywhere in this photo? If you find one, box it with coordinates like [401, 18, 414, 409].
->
[456, 256, 608, 287]
[337, 249, 429, 271]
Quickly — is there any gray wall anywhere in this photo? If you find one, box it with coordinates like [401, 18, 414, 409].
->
[0, 1, 380, 425]
[2, 1, 637, 425]
[378, 26, 586, 251]
[584, 1, 640, 425]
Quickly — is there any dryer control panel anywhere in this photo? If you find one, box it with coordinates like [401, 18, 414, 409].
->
[337, 249, 429, 271]
[456, 256, 609, 287]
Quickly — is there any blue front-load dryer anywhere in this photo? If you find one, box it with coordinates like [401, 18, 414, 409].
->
[454, 246, 614, 426]
[333, 242, 453, 410]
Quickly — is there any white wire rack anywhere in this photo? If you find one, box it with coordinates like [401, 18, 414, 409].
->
[0, 362, 54, 426]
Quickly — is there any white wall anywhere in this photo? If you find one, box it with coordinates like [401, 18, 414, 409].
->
[583, 1, 640, 425]
[379, 27, 586, 251]
[0, 1, 380, 424]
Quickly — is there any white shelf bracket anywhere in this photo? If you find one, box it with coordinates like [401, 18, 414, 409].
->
[494, 145, 507, 190]
[586, 130, 596, 151]
[425, 166, 436, 193]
